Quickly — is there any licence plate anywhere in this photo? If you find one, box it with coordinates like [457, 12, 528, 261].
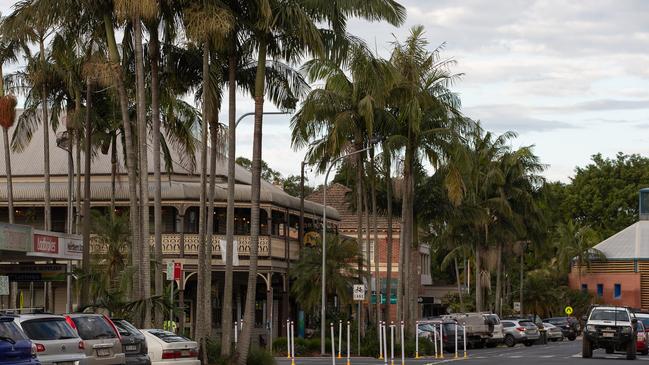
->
[603, 332, 615, 337]
[125, 345, 138, 352]
[180, 350, 190, 357]
[97, 348, 111, 357]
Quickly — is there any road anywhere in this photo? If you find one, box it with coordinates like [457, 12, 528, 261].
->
[276, 338, 649, 365]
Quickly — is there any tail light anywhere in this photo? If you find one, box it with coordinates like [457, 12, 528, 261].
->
[102, 315, 122, 340]
[79, 341, 85, 350]
[35, 343, 45, 353]
[64, 316, 77, 331]
[162, 350, 178, 359]
[516, 327, 526, 332]
[189, 348, 199, 358]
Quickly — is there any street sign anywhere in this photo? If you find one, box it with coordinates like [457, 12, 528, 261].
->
[513, 301, 521, 312]
[166, 262, 174, 281]
[173, 262, 182, 281]
[353, 284, 365, 301]
[565, 306, 573, 315]
[0, 276, 8, 296]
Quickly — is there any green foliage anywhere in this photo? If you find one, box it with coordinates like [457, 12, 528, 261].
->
[272, 337, 330, 356]
[246, 348, 275, 365]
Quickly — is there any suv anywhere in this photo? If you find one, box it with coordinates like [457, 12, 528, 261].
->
[582, 306, 637, 360]
[543, 316, 578, 340]
[15, 314, 87, 365]
[0, 316, 39, 365]
[501, 319, 540, 347]
[66, 314, 125, 365]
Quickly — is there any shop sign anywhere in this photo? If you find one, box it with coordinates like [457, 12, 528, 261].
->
[34, 233, 59, 254]
[62, 236, 83, 260]
[0, 223, 32, 252]
[0, 264, 67, 282]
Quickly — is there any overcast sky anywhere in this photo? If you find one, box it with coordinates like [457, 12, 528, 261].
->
[3, 0, 649, 185]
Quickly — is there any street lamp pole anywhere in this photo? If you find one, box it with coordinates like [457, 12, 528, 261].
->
[235, 111, 289, 128]
[321, 146, 372, 355]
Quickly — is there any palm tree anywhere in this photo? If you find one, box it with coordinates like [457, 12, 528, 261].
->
[553, 221, 603, 276]
[0, 33, 18, 225]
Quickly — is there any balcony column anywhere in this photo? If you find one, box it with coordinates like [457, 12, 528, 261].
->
[176, 205, 188, 258]
[282, 273, 289, 337]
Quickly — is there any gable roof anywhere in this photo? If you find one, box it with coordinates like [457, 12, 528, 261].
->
[593, 221, 649, 260]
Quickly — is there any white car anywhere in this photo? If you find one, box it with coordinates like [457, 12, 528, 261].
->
[141, 329, 199, 365]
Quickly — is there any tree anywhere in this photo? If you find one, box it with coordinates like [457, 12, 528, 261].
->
[553, 220, 604, 276]
[0, 32, 18, 225]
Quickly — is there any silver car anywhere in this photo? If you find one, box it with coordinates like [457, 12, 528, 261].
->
[15, 314, 87, 365]
[501, 319, 540, 347]
[66, 314, 125, 365]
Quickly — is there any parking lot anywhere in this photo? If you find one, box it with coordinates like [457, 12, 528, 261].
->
[276, 338, 649, 365]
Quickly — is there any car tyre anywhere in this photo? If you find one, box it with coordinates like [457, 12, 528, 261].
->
[568, 335, 576, 341]
[524, 341, 534, 347]
[505, 335, 515, 348]
[627, 340, 637, 360]
[582, 337, 593, 358]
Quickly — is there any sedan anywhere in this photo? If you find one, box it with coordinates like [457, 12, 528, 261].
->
[542, 322, 563, 342]
[0, 316, 40, 365]
[111, 320, 150, 365]
[637, 321, 648, 356]
[141, 330, 198, 365]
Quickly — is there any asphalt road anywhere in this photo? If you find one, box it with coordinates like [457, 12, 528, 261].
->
[276, 338, 649, 365]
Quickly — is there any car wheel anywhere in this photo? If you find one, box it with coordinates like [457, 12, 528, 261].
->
[568, 335, 576, 341]
[627, 340, 637, 360]
[582, 337, 593, 358]
[524, 341, 534, 347]
[505, 335, 515, 348]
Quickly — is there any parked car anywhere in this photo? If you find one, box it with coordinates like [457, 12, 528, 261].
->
[634, 313, 649, 339]
[111, 320, 150, 365]
[66, 314, 125, 365]
[141, 329, 199, 365]
[484, 314, 504, 347]
[637, 321, 648, 356]
[543, 316, 579, 340]
[442, 313, 497, 348]
[501, 319, 540, 347]
[542, 322, 564, 341]
[15, 314, 87, 365]
[0, 316, 40, 365]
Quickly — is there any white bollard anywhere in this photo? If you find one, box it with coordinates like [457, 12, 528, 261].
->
[454, 323, 458, 358]
[330, 323, 336, 365]
[463, 325, 468, 358]
[433, 323, 438, 358]
[234, 321, 239, 347]
[400, 321, 405, 365]
[415, 321, 419, 359]
[382, 322, 388, 365]
[338, 320, 342, 359]
[379, 321, 384, 359]
[291, 321, 295, 365]
[390, 322, 395, 365]
[286, 320, 290, 359]
[347, 321, 351, 365]
[439, 323, 444, 359]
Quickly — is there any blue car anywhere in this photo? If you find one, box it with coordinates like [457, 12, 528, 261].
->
[0, 316, 40, 364]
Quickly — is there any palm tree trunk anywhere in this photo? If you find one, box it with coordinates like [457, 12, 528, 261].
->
[149, 24, 164, 329]
[80, 78, 92, 307]
[221, 50, 237, 357]
[110, 134, 117, 216]
[399, 140, 414, 329]
[384, 154, 393, 322]
[475, 242, 482, 312]
[364, 175, 372, 325]
[371, 149, 380, 325]
[134, 18, 151, 327]
[104, 15, 140, 301]
[237, 37, 267, 365]
[454, 256, 464, 312]
[75, 130, 81, 233]
[204, 120, 218, 339]
[196, 42, 210, 364]
[39, 37, 51, 231]
[355, 146, 365, 335]
[495, 241, 503, 316]
[3, 127, 13, 224]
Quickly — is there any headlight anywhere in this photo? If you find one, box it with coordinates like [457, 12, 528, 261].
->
[586, 325, 596, 332]
[622, 326, 632, 334]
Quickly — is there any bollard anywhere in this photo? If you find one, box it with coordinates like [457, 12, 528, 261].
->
[454, 323, 458, 359]
[400, 321, 405, 365]
[234, 321, 239, 348]
[330, 323, 336, 365]
[439, 323, 444, 359]
[378, 321, 384, 360]
[382, 322, 388, 365]
[240, 319, 244, 331]
[347, 321, 351, 365]
[433, 322, 438, 359]
[463, 325, 468, 358]
[415, 321, 419, 359]
[390, 322, 395, 365]
[338, 320, 343, 359]
[291, 321, 295, 365]
[286, 320, 290, 358]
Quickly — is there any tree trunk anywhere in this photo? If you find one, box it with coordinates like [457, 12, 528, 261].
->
[134, 18, 151, 327]
[149, 25, 164, 329]
[39, 37, 51, 231]
[384, 153, 393, 322]
[75, 130, 81, 233]
[236, 37, 266, 365]
[355, 146, 365, 336]
[221, 50, 237, 357]
[454, 257, 464, 312]
[371, 149, 380, 326]
[364, 174, 372, 325]
[104, 15, 140, 301]
[110, 134, 117, 216]
[475, 243, 481, 312]
[399, 139, 414, 329]
[3, 127, 13, 224]
[495, 241, 503, 316]
[196, 42, 210, 364]
[80, 78, 92, 308]
[204, 120, 218, 339]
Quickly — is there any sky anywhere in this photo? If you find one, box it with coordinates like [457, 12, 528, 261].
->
[2, 0, 649, 185]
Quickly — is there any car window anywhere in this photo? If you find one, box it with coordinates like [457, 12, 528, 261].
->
[502, 322, 515, 328]
[639, 319, 649, 328]
[638, 322, 645, 331]
[548, 318, 568, 326]
[71, 316, 117, 340]
[0, 319, 27, 341]
[590, 309, 629, 322]
[147, 330, 191, 343]
[21, 318, 78, 340]
[114, 320, 139, 337]
[443, 323, 461, 332]
[485, 315, 500, 325]
[520, 321, 537, 329]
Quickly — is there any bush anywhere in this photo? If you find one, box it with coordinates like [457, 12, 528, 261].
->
[247, 348, 275, 365]
[272, 337, 288, 355]
[272, 336, 330, 356]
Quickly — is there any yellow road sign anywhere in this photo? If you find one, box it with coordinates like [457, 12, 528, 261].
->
[565, 306, 573, 315]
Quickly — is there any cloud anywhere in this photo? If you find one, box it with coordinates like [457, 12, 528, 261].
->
[464, 104, 575, 133]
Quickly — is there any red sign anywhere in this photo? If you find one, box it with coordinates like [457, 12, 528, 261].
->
[33, 234, 59, 254]
[174, 262, 182, 281]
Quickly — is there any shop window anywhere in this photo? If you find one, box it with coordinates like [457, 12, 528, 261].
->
[581, 284, 588, 292]
[614, 284, 622, 299]
[597, 284, 603, 297]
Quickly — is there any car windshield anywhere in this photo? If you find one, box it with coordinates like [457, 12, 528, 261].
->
[0, 319, 27, 341]
[590, 309, 629, 322]
[21, 318, 78, 340]
[639, 318, 649, 328]
[114, 320, 139, 337]
[443, 323, 462, 333]
[520, 321, 537, 329]
[548, 318, 568, 326]
[148, 330, 191, 343]
[71, 316, 117, 340]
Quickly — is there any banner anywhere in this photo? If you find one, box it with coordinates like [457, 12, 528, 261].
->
[220, 239, 240, 266]
[0, 223, 32, 252]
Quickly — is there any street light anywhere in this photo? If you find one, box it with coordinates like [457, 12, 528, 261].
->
[235, 111, 290, 128]
[320, 145, 373, 355]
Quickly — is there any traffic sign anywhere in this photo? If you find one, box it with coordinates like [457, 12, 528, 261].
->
[0, 276, 8, 296]
[565, 306, 573, 315]
[513, 301, 521, 312]
[353, 284, 365, 301]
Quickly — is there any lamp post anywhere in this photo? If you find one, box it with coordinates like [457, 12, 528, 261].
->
[321, 145, 373, 355]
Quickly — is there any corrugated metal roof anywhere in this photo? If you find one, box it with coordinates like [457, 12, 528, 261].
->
[593, 221, 649, 259]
